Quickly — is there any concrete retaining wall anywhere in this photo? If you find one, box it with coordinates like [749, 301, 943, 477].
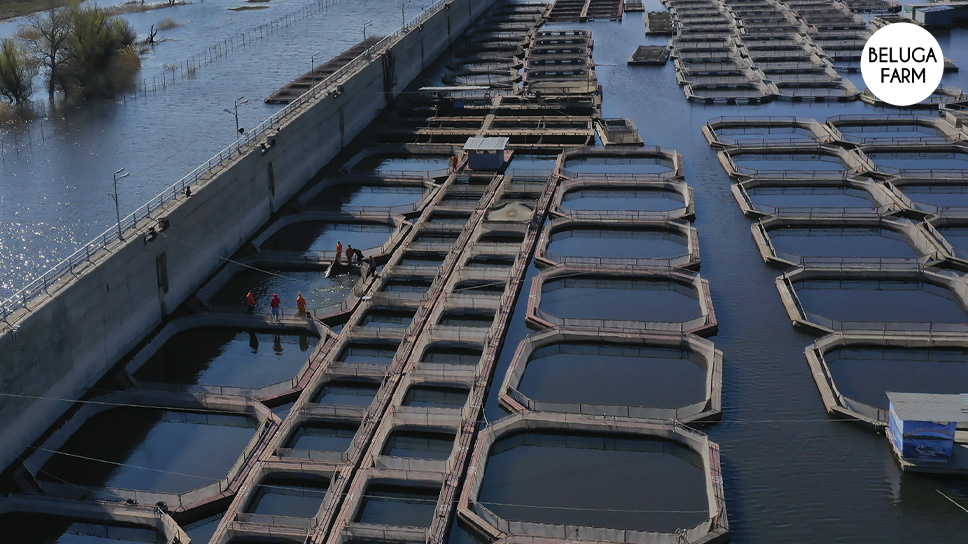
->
[0, 0, 498, 474]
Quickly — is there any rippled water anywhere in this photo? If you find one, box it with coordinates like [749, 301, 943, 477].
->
[0, 0, 436, 299]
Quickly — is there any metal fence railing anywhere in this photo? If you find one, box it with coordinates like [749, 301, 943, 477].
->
[0, 0, 452, 326]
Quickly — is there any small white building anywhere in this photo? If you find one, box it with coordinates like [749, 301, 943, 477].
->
[463, 137, 509, 170]
[887, 392, 968, 472]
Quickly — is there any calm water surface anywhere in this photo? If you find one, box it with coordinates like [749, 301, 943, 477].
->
[481, 10, 968, 544]
[478, 432, 708, 532]
[134, 327, 315, 388]
[767, 228, 917, 259]
[518, 343, 707, 408]
[547, 226, 689, 259]
[826, 347, 968, 410]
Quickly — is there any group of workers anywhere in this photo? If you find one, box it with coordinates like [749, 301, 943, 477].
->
[334, 240, 366, 265]
[245, 291, 307, 322]
[336, 240, 378, 278]
[243, 240, 379, 321]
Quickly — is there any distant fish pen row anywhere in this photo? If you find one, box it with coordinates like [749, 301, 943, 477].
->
[704, 114, 968, 474]
[663, 0, 964, 105]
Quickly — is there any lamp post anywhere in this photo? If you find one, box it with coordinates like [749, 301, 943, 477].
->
[401, 0, 409, 25]
[363, 20, 372, 53]
[110, 168, 129, 242]
[222, 96, 248, 136]
[311, 51, 322, 96]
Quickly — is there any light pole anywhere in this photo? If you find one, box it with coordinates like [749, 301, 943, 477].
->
[311, 51, 322, 95]
[222, 96, 248, 136]
[363, 20, 372, 49]
[401, 0, 409, 25]
[110, 168, 129, 242]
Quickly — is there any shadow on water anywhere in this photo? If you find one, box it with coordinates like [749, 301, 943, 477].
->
[134, 327, 317, 388]
[39, 407, 256, 493]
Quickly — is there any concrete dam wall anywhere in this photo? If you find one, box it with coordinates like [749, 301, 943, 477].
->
[0, 0, 497, 474]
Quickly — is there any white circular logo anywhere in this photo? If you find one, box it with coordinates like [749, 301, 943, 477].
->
[861, 23, 944, 107]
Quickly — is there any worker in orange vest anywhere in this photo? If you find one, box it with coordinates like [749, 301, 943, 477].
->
[296, 293, 307, 316]
[245, 291, 256, 315]
[335, 240, 343, 262]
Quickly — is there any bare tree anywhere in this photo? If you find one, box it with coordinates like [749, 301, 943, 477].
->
[20, 4, 73, 100]
[0, 38, 35, 104]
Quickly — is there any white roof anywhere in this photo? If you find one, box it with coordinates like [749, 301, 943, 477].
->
[464, 137, 509, 152]
[888, 392, 968, 422]
[419, 86, 491, 91]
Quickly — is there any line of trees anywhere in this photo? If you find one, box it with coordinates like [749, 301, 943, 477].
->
[0, 2, 140, 105]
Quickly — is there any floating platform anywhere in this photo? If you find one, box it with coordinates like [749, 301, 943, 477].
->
[629, 44, 671, 65]
[647, 11, 676, 34]
[595, 118, 644, 145]
[625, 0, 645, 11]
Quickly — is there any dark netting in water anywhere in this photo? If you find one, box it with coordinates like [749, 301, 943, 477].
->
[541, 277, 702, 322]
[353, 484, 440, 526]
[563, 156, 674, 174]
[561, 188, 684, 212]
[284, 422, 360, 452]
[39, 408, 257, 494]
[548, 226, 689, 259]
[381, 276, 435, 293]
[307, 184, 426, 211]
[793, 279, 968, 324]
[381, 429, 456, 459]
[354, 154, 450, 173]
[767, 227, 916, 259]
[403, 384, 471, 408]
[336, 341, 401, 365]
[245, 474, 331, 518]
[520, 342, 707, 408]
[438, 309, 496, 327]
[399, 252, 449, 266]
[826, 347, 968, 410]
[0, 513, 165, 544]
[731, 152, 848, 172]
[312, 378, 382, 406]
[422, 342, 484, 364]
[358, 308, 417, 328]
[453, 279, 507, 294]
[747, 186, 875, 209]
[480, 431, 707, 532]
